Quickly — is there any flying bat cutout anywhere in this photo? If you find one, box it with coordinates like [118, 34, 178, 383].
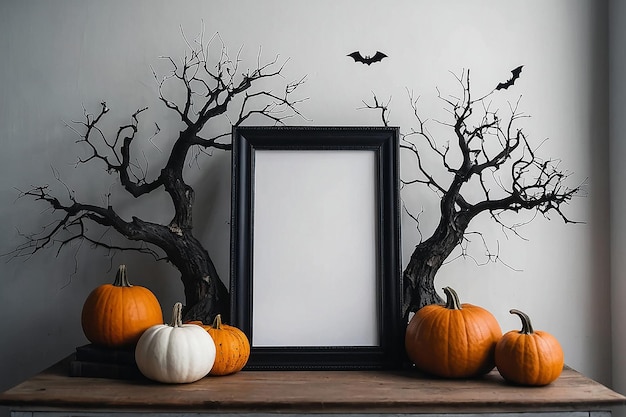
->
[496, 65, 524, 90]
[348, 51, 388, 65]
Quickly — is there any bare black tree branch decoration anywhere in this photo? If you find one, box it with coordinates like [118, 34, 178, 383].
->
[364, 68, 583, 324]
[7, 30, 306, 324]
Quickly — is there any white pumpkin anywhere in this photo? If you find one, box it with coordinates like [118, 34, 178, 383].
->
[135, 302, 216, 383]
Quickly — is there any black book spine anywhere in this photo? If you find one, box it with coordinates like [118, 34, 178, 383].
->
[75, 344, 136, 366]
[69, 360, 143, 380]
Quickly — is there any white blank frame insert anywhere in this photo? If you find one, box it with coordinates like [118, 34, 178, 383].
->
[252, 150, 378, 347]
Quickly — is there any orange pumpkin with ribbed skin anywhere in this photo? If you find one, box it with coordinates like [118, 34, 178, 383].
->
[405, 286, 502, 378]
[81, 265, 163, 348]
[188, 315, 250, 375]
[495, 309, 564, 386]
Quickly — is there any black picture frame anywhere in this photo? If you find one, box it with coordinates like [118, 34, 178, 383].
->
[230, 126, 402, 370]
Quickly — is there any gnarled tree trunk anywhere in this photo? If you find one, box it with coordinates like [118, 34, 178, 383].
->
[402, 199, 471, 323]
[172, 237, 230, 323]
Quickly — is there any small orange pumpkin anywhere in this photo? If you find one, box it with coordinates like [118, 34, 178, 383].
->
[405, 286, 502, 378]
[81, 265, 163, 348]
[188, 315, 250, 375]
[495, 309, 564, 386]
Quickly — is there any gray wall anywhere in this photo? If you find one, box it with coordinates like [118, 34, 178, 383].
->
[610, 0, 626, 401]
[0, 1, 619, 413]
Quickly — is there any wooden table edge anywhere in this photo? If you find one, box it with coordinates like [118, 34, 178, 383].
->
[1, 355, 624, 414]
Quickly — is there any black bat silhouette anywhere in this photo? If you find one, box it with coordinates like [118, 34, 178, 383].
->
[348, 51, 388, 65]
[496, 65, 524, 90]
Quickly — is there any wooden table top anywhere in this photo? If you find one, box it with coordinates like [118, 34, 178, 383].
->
[1, 356, 625, 414]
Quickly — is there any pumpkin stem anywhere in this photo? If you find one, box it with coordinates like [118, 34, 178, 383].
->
[211, 314, 223, 330]
[112, 264, 132, 287]
[443, 286, 462, 310]
[510, 309, 535, 334]
[171, 302, 184, 328]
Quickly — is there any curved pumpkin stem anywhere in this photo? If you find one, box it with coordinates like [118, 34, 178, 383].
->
[443, 286, 462, 310]
[171, 302, 184, 328]
[211, 314, 223, 330]
[510, 309, 535, 334]
[112, 264, 133, 287]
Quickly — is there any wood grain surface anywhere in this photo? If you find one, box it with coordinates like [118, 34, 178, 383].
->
[0, 356, 624, 413]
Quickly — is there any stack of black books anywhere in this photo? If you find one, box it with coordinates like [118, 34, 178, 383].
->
[69, 344, 143, 379]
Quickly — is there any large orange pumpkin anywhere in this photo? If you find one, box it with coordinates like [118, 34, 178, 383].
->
[188, 315, 250, 375]
[81, 265, 163, 348]
[405, 286, 502, 378]
[495, 309, 564, 386]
